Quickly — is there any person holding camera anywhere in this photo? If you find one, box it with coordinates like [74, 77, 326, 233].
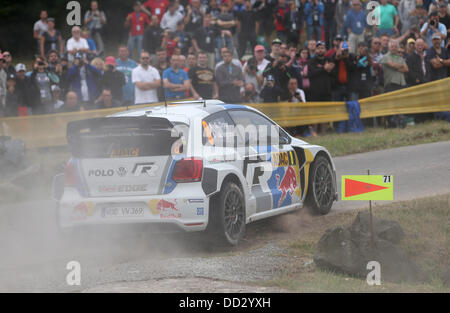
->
[101, 57, 126, 104]
[287, 78, 306, 103]
[333, 41, 356, 102]
[420, 11, 447, 48]
[66, 26, 90, 65]
[260, 74, 283, 102]
[84, 1, 107, 54]
[66, 53, 102, 107]
[25, 57, 60, 115]
[243, 57, 264, 96]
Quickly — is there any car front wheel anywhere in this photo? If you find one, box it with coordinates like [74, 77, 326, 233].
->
[306, 155, 335, 215]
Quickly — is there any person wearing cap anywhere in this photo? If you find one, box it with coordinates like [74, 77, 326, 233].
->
[332, 41, 357, 102]
[305, 0, 325, 41]
[344, 0, 366, 55]
[236, 0, 259, 59]
[405, 38, 416, 56]
[13, 64, 28, 111]
[260, 74, 283, 103]
[66, 53, 102, 107]
[348, 42, 375, 100]
[244, 45, 270, 74]
[325, 35, 344, 58]
[40, 17, 63, 60]
[425, 32, 450, 81]
[265, 38, 283, 64]
[420, 11, 447, 48]
[406, 38, 428, 86]
[308, 41, 335, 133]
[67, 26, 90, 64]
[102, 57, 126, 103]
[3, 73, 20, 117]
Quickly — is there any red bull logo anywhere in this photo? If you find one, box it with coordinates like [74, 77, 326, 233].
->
[276, 167, 298, 207]
[149, 199, 181, 219]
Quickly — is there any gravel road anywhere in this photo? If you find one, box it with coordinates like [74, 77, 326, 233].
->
[0, 141, 449, 292]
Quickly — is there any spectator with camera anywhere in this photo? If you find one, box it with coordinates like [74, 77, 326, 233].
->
[101, 57, 126, 103]
[84, 1, 107, 54]
[25, 56, 60, 115]
[333, 41, 356, 102]
[243, 57, 264, 96]
[349, 42, 375, 100]
[288, 77, 306, 102]
[260, 74, 283, 102]
[67, 26, 90, 64]
[242, 83, 260, 103]
[66, 53, 102, 107]
[420, 11, 447, 47]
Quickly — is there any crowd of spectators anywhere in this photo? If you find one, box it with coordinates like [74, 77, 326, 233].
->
[0, 0, 449, 133]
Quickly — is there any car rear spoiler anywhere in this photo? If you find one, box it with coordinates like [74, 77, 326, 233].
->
[67, 116, 174, 143]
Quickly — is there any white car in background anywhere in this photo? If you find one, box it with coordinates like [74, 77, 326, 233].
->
[55, 100, 337, 246]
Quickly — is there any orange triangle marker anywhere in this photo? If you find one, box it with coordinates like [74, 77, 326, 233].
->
[345, 178, 389, 198]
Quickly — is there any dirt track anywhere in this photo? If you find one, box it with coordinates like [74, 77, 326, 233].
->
[0, 141, 449, 292]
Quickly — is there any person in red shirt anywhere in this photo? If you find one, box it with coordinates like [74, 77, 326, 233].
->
[125, 1, 151, 60]
[140, 0, 169, 24]
[274, 0, 290, 43]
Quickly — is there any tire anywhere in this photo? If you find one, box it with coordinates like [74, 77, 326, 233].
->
[306, 155, 335, 215]
[208, 182, 246, 246]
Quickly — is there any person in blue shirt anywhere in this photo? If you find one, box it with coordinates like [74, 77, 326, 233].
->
[420, 11, 447, 48]
[116, 45, 137, 106]
[344, 0, 366, 54]
[305, 0, 325, 41]
[163, 54, 190, 100]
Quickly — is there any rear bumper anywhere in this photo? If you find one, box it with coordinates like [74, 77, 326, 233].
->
[58, 188, 209, 232]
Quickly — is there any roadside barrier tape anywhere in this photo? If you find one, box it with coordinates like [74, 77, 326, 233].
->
[1, 78, 449, 149]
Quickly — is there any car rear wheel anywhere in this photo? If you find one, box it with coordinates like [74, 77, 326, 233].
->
[208, 182, 246, 246]
[306, 155, 334, 215]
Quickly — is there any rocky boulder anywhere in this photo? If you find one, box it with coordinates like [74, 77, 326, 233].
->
[314, 212, 429, 283]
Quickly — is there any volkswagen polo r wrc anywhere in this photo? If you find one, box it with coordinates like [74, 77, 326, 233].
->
[55, 100, 337, 246]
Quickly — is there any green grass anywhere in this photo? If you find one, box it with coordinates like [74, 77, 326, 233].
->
[254, 194, 450, 292]
[303, 121, 450, 157]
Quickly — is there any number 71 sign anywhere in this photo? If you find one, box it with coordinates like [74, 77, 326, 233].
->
[342, 175, 394, 201]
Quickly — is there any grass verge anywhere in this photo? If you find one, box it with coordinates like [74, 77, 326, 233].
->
[302, 120, 450, 157]
[254, 194, 450, 292]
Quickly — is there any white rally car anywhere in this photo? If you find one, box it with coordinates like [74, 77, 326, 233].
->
[55, 100, 337, 245]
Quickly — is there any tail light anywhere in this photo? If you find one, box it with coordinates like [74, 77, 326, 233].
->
[172, 158, 203, 183]
[64, 161, 78, 187]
